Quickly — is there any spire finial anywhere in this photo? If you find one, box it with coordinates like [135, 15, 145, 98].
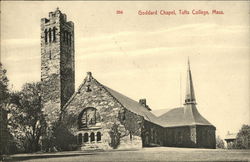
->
[188, 56, 190, 70]
[184, 58, 196, 105]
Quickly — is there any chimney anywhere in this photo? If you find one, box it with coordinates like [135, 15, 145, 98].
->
[139, 99, 146, 106]
[139, 99, 152, 111]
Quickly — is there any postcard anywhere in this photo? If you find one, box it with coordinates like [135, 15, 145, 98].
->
[1, 1, 249, 161]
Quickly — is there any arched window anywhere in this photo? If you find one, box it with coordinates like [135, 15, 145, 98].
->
[48, 28, 52, 42]
[90, 132, 95, 142]
[67, 32, 69, 45]
[63, 31, 66, 42]
[69, 34, 71, 46]
[78, 133, 82, 144]
[53, 27, 56, 41]
[84, 133, 88, 142]
[44, 29, 48, 43]
[66, 32, 69, 44]
[78, 107, 100, 129]
[97, 132, 101, 142]
[66, 32, 68, 45]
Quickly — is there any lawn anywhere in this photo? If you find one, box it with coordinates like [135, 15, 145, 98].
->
[4, 147, 250, 161]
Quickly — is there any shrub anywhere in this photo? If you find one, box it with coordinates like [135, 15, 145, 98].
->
[109, 123, 121, 149]
[216, 136, 225, 149]
[52, 122, 77, 151]
[235, 125, 250, 149]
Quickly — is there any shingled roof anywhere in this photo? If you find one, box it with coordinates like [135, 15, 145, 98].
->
[64, 58, 214, 129]
[158, 59, 214, 128]
[103, 85, 162, 125]
[158, 106, 213, 127]
[225, 132, 237, 140]
[63, 72, 162, 126]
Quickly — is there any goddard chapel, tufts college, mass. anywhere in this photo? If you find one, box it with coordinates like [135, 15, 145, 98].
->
[40, 8, 216, 150]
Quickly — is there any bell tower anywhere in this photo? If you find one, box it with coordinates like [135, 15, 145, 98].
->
[41, 8, 75, 124]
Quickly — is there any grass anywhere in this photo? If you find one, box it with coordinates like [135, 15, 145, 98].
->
[3, 147, 250, 161]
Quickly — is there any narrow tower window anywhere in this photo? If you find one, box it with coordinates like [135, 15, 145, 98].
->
[66, 32, 69, 45]
[68, 33, 70, 46]
[69, 34, 71, 46]
[53, 27, 56, 42]
[49, 28, 52, 42]
[63, 31, 66, 42]
[65, 32, 67, 44]
[44, 29, 48, 43]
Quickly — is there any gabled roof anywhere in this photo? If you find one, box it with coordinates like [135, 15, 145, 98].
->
[158, 106, 214, 127]
[63, 72, 162, 126]
[103, 85, 162, 125]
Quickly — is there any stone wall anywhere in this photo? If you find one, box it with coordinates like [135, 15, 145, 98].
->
[196, 125, 216, 149]
[41, 9, 75, 125]
[164, 126, 194, 147]
[119, 109, 144, 149]
[40, 9, 217, 151]
[63, 74, 217, 150]
[41, 14, 61, 123]
[64, 75, 144, 150]
[60, 20, 75, 107]
[142, 121, 165, 147]
[163, 125, 216, 149]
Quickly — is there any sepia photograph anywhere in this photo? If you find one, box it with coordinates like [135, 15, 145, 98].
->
[0, 1, 249, 161]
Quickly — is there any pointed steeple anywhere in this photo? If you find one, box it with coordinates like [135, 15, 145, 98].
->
[184, 58, 196, 105]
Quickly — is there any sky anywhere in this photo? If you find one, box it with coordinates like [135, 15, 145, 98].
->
[1, 1, 249, 139]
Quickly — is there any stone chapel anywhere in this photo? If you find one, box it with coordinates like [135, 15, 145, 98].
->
[40, 8, 216, 150]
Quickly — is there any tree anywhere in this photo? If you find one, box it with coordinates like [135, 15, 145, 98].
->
[216, 136, 225, 149]
[0, 63, 14, 155]
[235, 125, 250, 149]
[8, 82, 47, 153]
[40, 120, 77, 152]
[0, 63, 10, 105]
[51, 121, 77, 151]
